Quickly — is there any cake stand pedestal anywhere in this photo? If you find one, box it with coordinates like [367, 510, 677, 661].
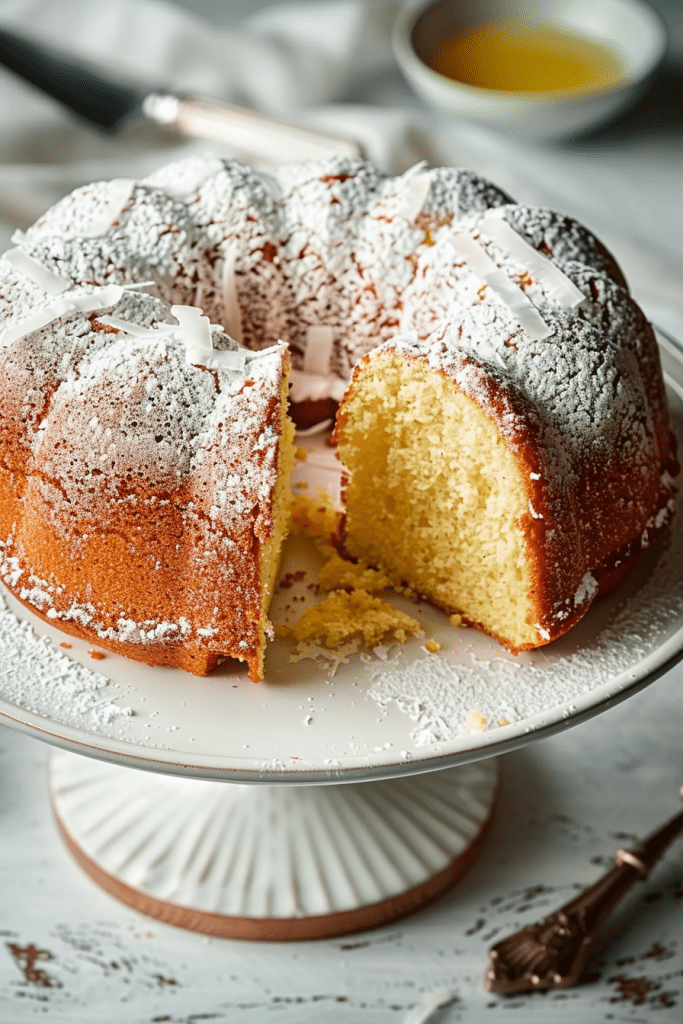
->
[49, 750, 498, 940]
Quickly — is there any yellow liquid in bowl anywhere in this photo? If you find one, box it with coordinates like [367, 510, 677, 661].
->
[428, 22, 625, 93]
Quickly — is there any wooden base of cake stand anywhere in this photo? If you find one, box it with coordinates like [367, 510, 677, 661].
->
[49, 750, 498, 940]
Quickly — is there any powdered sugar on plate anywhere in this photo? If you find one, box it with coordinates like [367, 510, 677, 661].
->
[0, 589, 133, 734]
[368, 515, 683, 747]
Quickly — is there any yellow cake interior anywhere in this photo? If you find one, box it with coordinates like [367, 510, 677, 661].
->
[336, 351, 538, 650]
[256, 372, 297, 675]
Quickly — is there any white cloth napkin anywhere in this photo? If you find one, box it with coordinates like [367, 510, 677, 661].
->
[0, 0, 681, 339]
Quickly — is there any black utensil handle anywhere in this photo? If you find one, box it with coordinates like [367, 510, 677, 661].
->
[0, 27, 142, 130]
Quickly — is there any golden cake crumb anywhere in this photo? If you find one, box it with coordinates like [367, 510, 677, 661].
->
[336, 354, 539, 651]
[449, 614, 463, 627]
[88, 649, 106, 661]
[282, 492, 422, 667]
[318, 551, 391, 593]
[497, 717, 510, 727]
[289, 492, 342, 557]
[289, 589, 420, 653]
[466, 710, 487, 733]
[295, 446, 308, 461]
[425, 639, 441, 653]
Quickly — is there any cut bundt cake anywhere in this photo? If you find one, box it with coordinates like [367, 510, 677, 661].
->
[0, 153, 677, 674]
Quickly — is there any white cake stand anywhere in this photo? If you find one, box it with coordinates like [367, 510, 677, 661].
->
[2, 330, 683, 941]
[48, 750, 499, 939]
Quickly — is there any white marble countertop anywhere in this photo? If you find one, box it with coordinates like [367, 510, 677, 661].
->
[1, 1, 683, 1020]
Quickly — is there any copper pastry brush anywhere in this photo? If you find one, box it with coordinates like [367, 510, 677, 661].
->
[486, 790, 683, 995]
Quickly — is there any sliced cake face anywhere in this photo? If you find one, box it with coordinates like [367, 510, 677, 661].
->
[336, 256, 678, 652]
[0, 289, 293, 681]
[257, 392, 296, 677]
[336, 350, 539, 651]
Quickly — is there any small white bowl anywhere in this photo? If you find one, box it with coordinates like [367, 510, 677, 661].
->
[393, 0, 667, 140]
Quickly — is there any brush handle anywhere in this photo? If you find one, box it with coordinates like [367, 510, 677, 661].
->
[486, 797, 683, 995]
[0, 27, 141, 130]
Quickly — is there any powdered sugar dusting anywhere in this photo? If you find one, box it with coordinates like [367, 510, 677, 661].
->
[269, 157, 512, 380]
[4, 179, 203, 318]
[0, 154, 517, 402]
[0, 589, 132, 734]
[0, 153, 633, 410]
[575, 572, 599, 606]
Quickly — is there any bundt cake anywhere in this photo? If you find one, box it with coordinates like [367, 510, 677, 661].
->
[0, 153, 677, 675]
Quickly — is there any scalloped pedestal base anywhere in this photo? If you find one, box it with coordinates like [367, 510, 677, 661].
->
[49, 751, 498, 940]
